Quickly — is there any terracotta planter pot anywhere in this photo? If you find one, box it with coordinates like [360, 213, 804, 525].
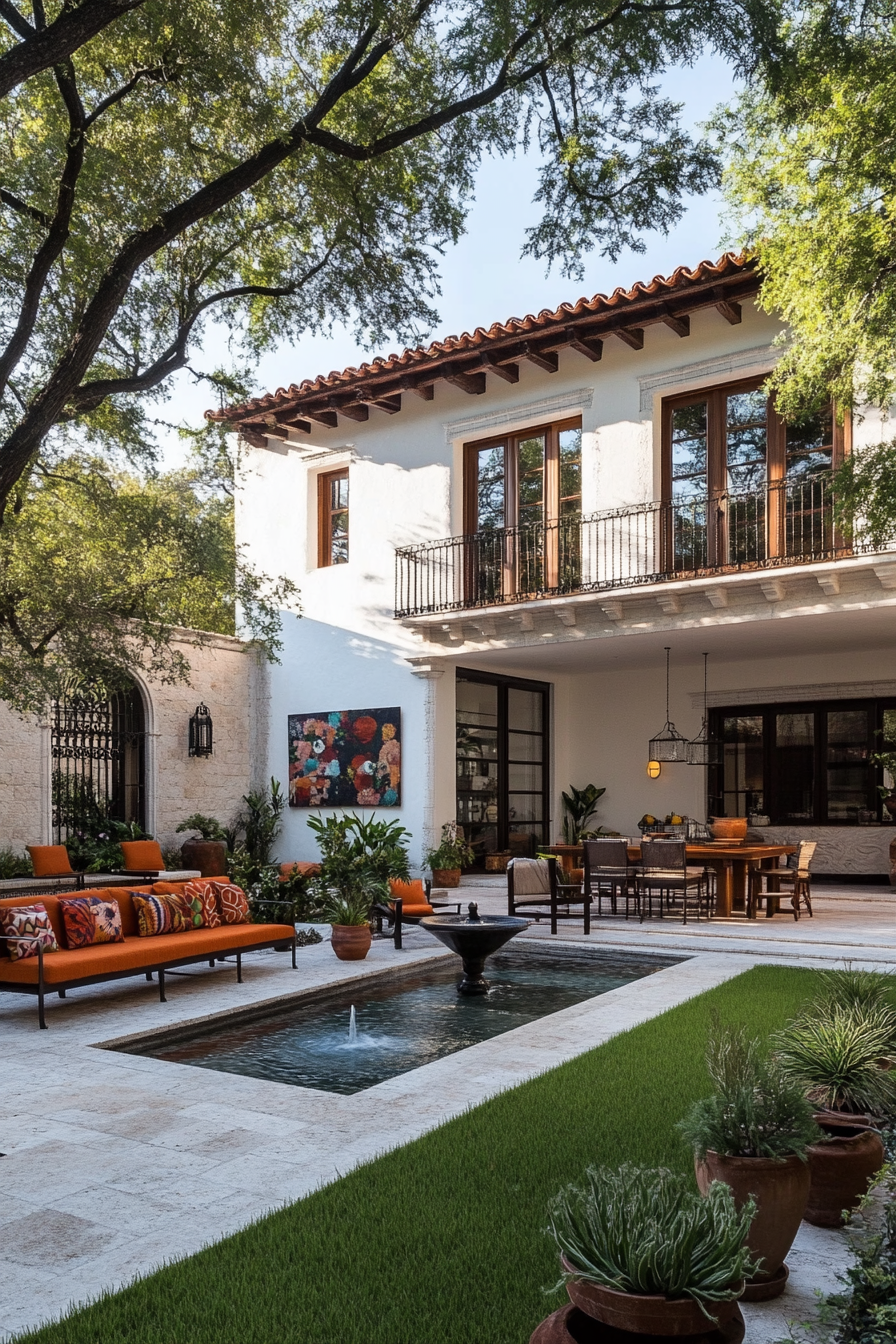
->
[329, 923, 372, 961]
[709, 818, 748, 841]
[530, 1302, 745, 1344]
[432, 867, 461, 888]
[695, 1152, 810, 1299]
[805, 1115, 886, 1227]
[558, 1260, 743, 1337]
[180, 839, 227, 877]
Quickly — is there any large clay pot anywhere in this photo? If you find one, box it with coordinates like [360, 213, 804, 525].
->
[329, 923, 372, 961]
[695, 1152, 810, 1300]
[530, 1302, 745, 1344]
[559, 1259, 743, 1337]
[180, 839, 227, 877]
[709, 818, 748, 842]
[805, 1116, 886, 1227]
[432, 867, 461, 888]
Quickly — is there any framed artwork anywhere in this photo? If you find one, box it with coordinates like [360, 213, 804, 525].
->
[287, 707, 401, 807]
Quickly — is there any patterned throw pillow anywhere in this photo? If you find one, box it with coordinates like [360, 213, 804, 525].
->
[132, 891, 196, 937]
[0, 904, 59, 961]
[59, 896, 124, 948]
[213, 882, 250, 925]
[183, 880, 220, 929]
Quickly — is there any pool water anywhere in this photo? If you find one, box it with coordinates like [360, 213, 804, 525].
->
[138, 947, 679, 1094]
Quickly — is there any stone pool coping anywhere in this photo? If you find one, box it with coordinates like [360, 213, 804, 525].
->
[0, 939, 864, 1342]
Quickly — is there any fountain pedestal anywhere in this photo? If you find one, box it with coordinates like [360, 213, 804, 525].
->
[421, 902, 527, 994]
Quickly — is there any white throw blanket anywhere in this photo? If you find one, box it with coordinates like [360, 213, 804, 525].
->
[510, 857, 551, 895]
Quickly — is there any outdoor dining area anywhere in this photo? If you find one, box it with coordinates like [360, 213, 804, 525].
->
[507, 831, 814, 933]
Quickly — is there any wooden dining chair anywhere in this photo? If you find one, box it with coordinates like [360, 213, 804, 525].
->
[638, 839, 711, 924]
[583, 839, 637, 918]
[750, 841, 816, 920]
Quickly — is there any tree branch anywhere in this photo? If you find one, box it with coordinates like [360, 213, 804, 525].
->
[84, 64, 171, 128]
[0, 0, 146, 100]
[0, 186, 51, 227]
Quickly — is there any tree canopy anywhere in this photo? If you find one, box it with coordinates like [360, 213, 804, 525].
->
[0, 447, 297, 713]
[0, 0, 783, 511]
[723, 0, 896, 420]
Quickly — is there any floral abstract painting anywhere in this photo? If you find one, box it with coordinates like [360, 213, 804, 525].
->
[287, 707, 401, 807]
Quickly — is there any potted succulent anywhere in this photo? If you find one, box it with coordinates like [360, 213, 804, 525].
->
[678, 1027, 821, 1301]
[425, 822, 475, 888]
[773, 973, 895, 1226]
[533, 1163, 756, 1343]
[318, 889, 373, 961]
[176, 814, 229, 876]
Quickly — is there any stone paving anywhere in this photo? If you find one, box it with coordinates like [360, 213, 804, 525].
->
[1, 886, 892, 1341]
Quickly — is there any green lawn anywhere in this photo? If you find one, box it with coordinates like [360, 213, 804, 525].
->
[20, 966, 821, 1344]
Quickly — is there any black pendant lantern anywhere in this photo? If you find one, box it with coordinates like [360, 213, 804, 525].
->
[189, 702, 213, 757]
[687, 653, 722, 766]
[648, 647, 689, 763]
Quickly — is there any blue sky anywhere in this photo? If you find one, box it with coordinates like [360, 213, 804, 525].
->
[159, 52, 738, 465]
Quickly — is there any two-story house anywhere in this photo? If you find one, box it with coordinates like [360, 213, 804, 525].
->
[217, 252, 896, 878]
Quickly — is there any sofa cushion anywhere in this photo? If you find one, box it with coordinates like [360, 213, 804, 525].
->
[58, 896, 124, 949]
[0, 904, 59, 960]
[120, 840, 165, 872]
[132, 891, 196, 937]
[0, 923, 296, 984]
[213, 882, 249, 925]
[27, 845, 75, 877]
[183, 880, 221, 928]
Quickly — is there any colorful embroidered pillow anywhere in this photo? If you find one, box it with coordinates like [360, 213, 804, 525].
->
[0, 904, 59, 961]
[59, 896, 124, 948]
[183, 880, 220, 929]
[132, 891, 196, 937]
[212, 882, 249, 925]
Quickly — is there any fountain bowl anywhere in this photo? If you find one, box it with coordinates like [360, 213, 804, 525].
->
[421, 902, 528, 994]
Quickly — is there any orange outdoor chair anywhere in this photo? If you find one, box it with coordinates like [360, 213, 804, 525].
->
[119, 840, 166, 874]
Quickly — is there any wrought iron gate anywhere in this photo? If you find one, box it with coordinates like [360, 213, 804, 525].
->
[51, 685, 146, 842]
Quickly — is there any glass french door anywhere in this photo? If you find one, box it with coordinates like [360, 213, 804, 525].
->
[455, 669, 550, 867]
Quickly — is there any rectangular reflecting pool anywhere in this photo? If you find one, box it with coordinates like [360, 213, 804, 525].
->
[127, 947, 681, 1094]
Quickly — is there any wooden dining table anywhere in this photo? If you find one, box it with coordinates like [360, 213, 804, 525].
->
[542, 841, 796, 918]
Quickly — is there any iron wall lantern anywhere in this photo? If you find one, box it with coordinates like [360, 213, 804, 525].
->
[189, 702, 213, 757]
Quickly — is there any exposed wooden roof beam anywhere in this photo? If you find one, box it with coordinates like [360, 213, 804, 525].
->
[400, 377, 434, 400]
[276, 413, 312, 433]
[330, 398, 369, 422]
[303, 407, 339, 428]
[658, 307, 690, 337]
[241, 427, 268, 449]
[262, 423, 290, 440]
[520, 343, 558, 372]
[614, 327, 644, 350]
[368, 394, 402, 413]
[478, 355, 519, 383]
[565, 328, 603, 362]
[445, 368, 486, 395]
[714, 291, 742, 324]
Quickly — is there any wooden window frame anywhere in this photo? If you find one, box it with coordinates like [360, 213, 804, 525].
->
[462, 416, 583, 535]
[317, 467, 349, 568]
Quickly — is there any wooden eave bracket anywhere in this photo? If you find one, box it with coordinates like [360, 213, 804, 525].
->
[714, 289, 742, 325]
[614, 327, 645, 350]
[519, 343, 559, 373]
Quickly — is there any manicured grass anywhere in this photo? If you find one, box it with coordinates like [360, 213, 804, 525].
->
[20, 966, 820, 1344]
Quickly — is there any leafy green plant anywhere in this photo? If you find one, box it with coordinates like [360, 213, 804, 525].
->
[176, 814, 229, 843]
[548, 1164, 757, 1314]
[813, 969, 896, 1044]
[308, 812, 411, 907]
[240, 779, 285, 865]
[869, 751, 896, 802]
[678, 1026, 821, 1160]
[318, 890, 374, 927]
[424, 821, 475, 871]
[560, 784, 607, 844]
[0, 847, 32, 879]
[773, 1007, 896, 1118]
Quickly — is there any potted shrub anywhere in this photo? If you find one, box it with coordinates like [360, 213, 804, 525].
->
[176, 814, 229, 876]
[773, 979, 895, 1227]
[678, 1027, 821, 1301]
[319, 889, 373, 961]
[425, 822, 475, 888]
[532, 1163, 756, 1343]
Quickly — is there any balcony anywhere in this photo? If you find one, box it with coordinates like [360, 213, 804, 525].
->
[395, 475, 889, 619]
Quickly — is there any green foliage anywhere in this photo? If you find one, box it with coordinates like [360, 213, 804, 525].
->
[721, 4, 896, 419]
[678, 1025, 821, 1160]
[0, 454, 298, 714]
[175, 814, 229, 842]
[317, 889, 374, 927]
[548, 1164, 757, 1310]
[424, 821, 475, 871]
[814, 969, 896, 1043]
[239, 779, 285, 866]
[309, 813, 411, 906]
[773, 1007, 896, 1118]
[72, 818, 150, 873]
[831, 446, 896, 552]
[0, 846, 32, 878]
[12, 966, 819, 1344]
[561, 784, 607, 844]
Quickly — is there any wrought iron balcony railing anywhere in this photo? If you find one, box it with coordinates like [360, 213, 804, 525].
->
[395, 474, 881, 618]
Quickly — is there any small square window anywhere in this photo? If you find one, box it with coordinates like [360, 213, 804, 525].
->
[318, 469, 349, 566]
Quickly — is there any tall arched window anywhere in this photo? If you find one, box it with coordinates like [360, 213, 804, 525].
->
[51, 682, 146, 842]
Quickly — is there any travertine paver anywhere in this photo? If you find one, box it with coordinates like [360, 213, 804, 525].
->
[1, 895, 888, 1341]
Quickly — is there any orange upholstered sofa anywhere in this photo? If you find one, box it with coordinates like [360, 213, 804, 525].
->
[0, 881, 297, 1029]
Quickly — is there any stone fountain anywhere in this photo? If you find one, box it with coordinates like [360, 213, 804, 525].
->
[421, 902, 527, 994]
